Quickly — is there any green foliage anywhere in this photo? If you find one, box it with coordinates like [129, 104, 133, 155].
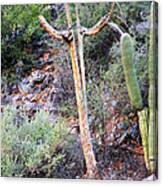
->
[102, 62, 132, 115]
[1, 4, 51, 76]
[120, 33, 143, 110]
[87, 79, 104, 121]
[60, 99, 77, 118]
[1, 106, 70, 177]
[87, 77, 105, 138]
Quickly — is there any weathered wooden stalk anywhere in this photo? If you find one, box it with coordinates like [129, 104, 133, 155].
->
[64, 4, 100, 178]
[39, 2, 116, 178]
[75, 4, 87, 114]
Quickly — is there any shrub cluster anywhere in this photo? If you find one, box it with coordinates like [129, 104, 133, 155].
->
[1, 106, 71, 177]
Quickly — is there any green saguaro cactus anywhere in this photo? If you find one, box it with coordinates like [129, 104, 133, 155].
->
[120, 33, 151, 172]
[120, 33, 143, 110]
[138, 109, 150, 171]
[120, 2, 157, 175]
[148, 1, 157, 173]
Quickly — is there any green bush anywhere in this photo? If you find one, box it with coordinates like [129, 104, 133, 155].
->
[1, 106, 70, 177]
[1, 4, 51, 82]
[102, 62, 131, 114]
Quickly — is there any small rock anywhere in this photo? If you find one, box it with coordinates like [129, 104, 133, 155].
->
[35, 60, 46, 69]
[22, 78, 29, 84]
[136, 21, 150, 35]
[31, 70, 45, 83]
[117, 122, 128, 130]
[18, 82, 31, 94]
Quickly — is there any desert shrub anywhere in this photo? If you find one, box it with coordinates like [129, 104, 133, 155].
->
[1, 106, 71, 177]
[102, 62, 131, 115]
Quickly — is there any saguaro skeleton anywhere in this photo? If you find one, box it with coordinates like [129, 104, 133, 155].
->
[39, 3, 115, 178]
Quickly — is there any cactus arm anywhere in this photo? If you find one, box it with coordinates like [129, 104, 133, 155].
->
[148, 1, 157, 173]
[138, 109, 150, 171]
[120, 33, 143, 110]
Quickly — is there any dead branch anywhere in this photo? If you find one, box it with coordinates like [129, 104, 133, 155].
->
[38, 15, 70, 41]
[82, 2, 115, 36]
[108, 22, 124, 35]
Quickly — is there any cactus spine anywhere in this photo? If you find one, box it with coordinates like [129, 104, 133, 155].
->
[148, 1, 157, 173]
[120, 33, 143, 109]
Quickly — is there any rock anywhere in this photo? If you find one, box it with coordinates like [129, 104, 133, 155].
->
[31, 70, 45, 84]
[18, 82, 31, 94]
[34, 60, 46, 69]
[130, 123, 139, 139]
[33, 87, 42, 94]
[23, 101, 37, 111]
[111, 100, 117, 107]
[22, 78, 29, 84]
[2, 94, 13, 105]
[10, 54, 72, 119]
[116, 122, 128, 130]
[106, 118, 142, 147]
[136, 21, 150, 35]
[12, 95, 22, 103]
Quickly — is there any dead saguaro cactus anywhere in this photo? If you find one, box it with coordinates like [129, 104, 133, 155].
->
[38, 3, 116, 178]
[120, 33, 143, 110]
[64, 4, 99, 178]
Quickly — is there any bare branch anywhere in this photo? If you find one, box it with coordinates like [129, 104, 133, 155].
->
[38, 15, 70, 41]
[82, 2, 115, 36]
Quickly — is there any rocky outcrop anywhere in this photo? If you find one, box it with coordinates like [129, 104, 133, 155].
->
[10, 57, 73, 119]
